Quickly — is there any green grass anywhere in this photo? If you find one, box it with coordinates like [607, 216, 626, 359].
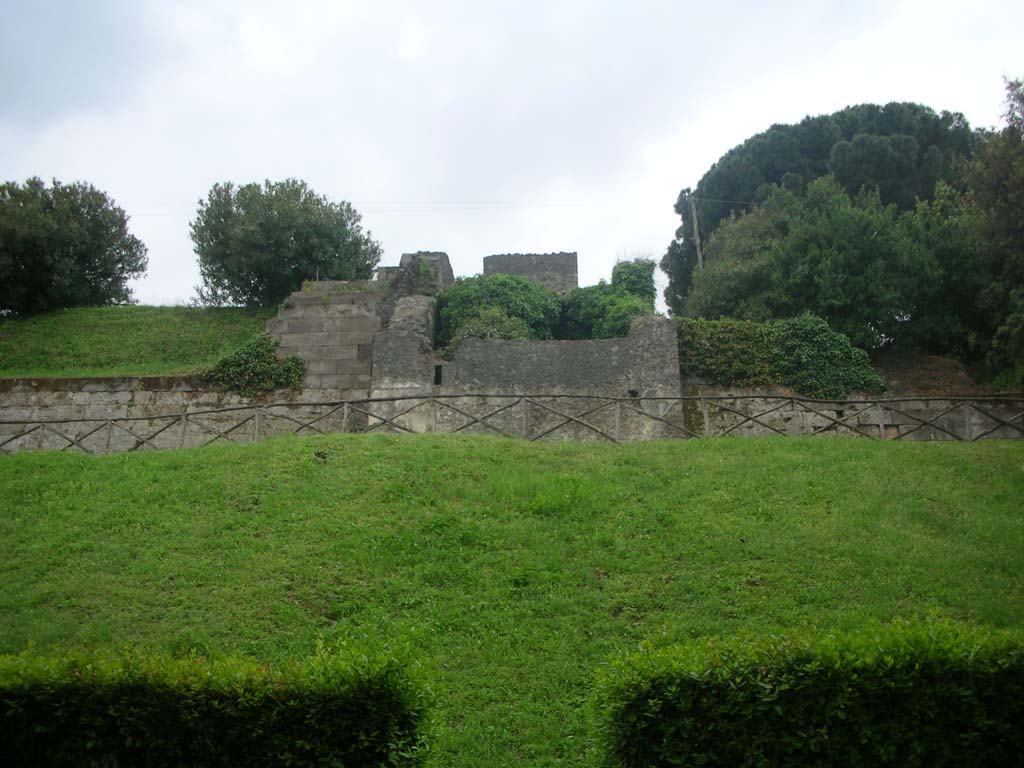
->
[0, 306, 273, 378]
[1, 435, 1022, 766]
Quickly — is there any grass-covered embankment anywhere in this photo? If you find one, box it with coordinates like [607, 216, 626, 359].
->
[1, 435, 1022, 766]
[0, 306, 273, 378]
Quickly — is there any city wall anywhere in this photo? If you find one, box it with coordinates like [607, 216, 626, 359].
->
[2, 252, 1022, 453]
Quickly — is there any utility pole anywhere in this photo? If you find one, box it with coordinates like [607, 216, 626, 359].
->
[688, 193, 703, 269]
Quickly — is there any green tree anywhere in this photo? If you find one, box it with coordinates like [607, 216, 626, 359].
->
[558, 259, 656, 340]
[0, 177, 148, 316]
[686, 177, 949, 350]
[444, 306, 533, 358]
[662, 102, 977, 314]
[436, 274, 560, 347]
[558, 282, 618, 340]
[610, 258, 657, 305]
[191, 179, 381, 307]
[964, 78, 1024, 385]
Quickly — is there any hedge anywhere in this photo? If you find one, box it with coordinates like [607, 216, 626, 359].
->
[593, 620, 1024, 768]
[677, 314, 886, 398]
[0, 647, 434, 767]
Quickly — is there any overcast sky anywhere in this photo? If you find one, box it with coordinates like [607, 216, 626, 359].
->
[1, 0, 1021, 307]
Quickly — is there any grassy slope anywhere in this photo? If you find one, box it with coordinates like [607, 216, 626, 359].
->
[1, 435, 1022, 766]
[0, 306, 273, 378]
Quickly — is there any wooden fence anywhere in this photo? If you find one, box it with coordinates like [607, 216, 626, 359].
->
[2, 394, 1023, 455]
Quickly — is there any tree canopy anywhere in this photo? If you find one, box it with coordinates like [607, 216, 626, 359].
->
[559, 258, 657, 340]
[684, 177, 976, 351]
[661, 82, 1024, 387]
[191, 179, 381, 307]
[0, 178, 148, 316]
[964, 78, 1024, 385]
[436, 274, 561, 347]
[662, 102, 977, 313]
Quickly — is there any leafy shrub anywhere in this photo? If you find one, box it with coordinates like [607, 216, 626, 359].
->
[558, 260, 656, 340]
[597, 295, 652, 339]
[559, 282, 618, 340]
[436, 274, 560, 346]
[203, 333, 304, 395]
[445, 307, 532, 359]
[677, 314, 885, 398]
[593, 619, 1024, 768]
[0, 646, 434, 767]
[610, 258, 657, 305]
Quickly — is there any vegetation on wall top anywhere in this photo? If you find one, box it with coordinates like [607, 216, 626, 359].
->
[677, 314, 886, 398]
[559, 258, 657, 340]
[436, 273, 561, 347]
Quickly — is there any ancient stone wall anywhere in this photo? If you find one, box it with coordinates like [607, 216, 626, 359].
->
[4, 250, 1021, 453]
[0, 377, 361, 454]
[370, 296, 437, 391]
[444, 316, 679, 397]
[482, 252, 578, 294]
[265, 281, 382, 390]
[2, 376, 1021, 454]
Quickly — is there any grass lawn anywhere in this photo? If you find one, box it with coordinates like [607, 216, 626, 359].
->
[1, 435, 1022, 766]
[0, 305, 273, 378]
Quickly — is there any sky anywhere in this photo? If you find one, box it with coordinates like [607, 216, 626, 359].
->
[1, 0, 1021, 308]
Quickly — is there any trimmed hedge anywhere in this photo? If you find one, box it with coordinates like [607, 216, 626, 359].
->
[203, 333, 305, 396]
[677, 314, 886, 398]
[593, 620, 1024, 768]
[0, 647, 434, 767]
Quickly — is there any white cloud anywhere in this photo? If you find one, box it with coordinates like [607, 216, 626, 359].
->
[1, 0, 1020, 306]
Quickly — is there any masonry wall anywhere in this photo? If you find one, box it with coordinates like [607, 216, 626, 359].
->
[1, 376, 1021, 454]
[483, 252, 578, 294]
[444, 315, 680, 397]
[265, 281, 382, 390]
[0, 377, 364, 454]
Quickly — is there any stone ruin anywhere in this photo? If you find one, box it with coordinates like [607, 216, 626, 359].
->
[482, 252, 578, 294]
[266, 250, 681, 399]
[4, 249, 1022, 450]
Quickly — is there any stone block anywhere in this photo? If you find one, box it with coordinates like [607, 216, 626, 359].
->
[328, 330, 375, 345]
[266, 318, 287, 335]
[278, 332, 332, 348]
[335, 358, 371, 374]
[345, 316, 380, 333]
[323, 318, 356, 333]
[307, 360, 344, 375]
[334, 302, 379, 318]
[322, 346, 358, 360]
[286, 293, 326, 306]
[305, 374, 346, 389]
[483, 252, 577, 294]
[281, 316, 324, 334]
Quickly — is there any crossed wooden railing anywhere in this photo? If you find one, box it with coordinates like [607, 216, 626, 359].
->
[1, 394, 1023, 455]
